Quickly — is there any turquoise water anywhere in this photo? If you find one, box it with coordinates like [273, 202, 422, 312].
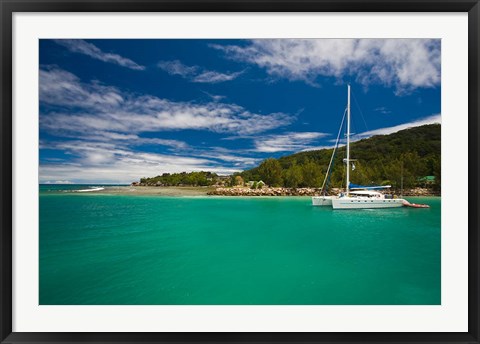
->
[39, 185, 441, 305]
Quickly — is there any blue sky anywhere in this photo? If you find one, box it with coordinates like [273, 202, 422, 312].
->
[39, 39, 441, 184]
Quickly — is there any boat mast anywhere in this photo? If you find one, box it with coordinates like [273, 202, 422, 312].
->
[346, 84, 351, 196]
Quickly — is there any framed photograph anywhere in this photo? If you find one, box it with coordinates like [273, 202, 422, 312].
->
[1, 1, 479, 343]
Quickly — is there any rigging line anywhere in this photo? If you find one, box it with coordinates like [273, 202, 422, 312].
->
[321, 107, 347, 195]
[351, 89, 389, 179]
[351, 90, 370, 133]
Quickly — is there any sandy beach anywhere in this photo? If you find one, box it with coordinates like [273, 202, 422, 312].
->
[96, 185, 216, 196]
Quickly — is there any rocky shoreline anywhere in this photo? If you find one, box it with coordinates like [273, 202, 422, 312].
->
[207, 187, 440, 197]
[207, 187, 321, 196]
[402, 187, 441, 196]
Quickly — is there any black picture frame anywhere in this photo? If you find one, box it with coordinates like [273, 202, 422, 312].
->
[1, 1, 479, 343]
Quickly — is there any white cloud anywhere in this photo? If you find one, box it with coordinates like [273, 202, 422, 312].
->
[40, 154, 242, 183]
[195, 147, 260, 167]
[39, 67, 291, 182]
[211, 39, 440, 91]
[157, 59, 243, 83]
[254, 132, 328, 153]
[54, 40, 145, 70]
[301, 145, 336, 152]
[214, 155, 259, 167]
[40, 67, 292, 137]
[78, 131, 189, 150]
[40, 67, 124, 110]
[193, 70, 244, 83]
[202, 91, 226, 102]
[40, 141, 242, 183]
[356, 114, 441, 139]
[157, 60, 197, 77]
[374, 107, 392, 115]
[42, 180, 74, 184]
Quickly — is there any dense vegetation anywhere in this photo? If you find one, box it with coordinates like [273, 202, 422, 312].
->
[138, 124, 440, 192]
[140, 171, 219, 186]
[237, 124, 441, 191]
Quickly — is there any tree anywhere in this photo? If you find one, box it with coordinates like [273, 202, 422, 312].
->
[402, 152, 426, 179]
[139, 171, 219, 186]
[258, 158, 283, 186]
[384, 159, 403, 189]
[432, 156, 441, 191]
[301, 160, 322, 187]
[234, 175, 245, 186]
[283, 163, 303, 188]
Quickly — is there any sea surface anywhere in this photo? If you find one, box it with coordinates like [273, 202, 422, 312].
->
[39, 185, 441, 305]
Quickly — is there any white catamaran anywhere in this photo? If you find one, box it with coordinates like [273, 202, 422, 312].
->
[313, 85, 408, 210]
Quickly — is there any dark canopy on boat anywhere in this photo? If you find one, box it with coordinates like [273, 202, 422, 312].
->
[349, 183, 391, 190]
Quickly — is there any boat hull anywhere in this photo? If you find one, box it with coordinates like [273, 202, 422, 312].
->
[312, 196, 334, 206]
[331, 198, 405, 209]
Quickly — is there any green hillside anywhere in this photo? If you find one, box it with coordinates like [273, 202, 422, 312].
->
[238, 124, 441, 191]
